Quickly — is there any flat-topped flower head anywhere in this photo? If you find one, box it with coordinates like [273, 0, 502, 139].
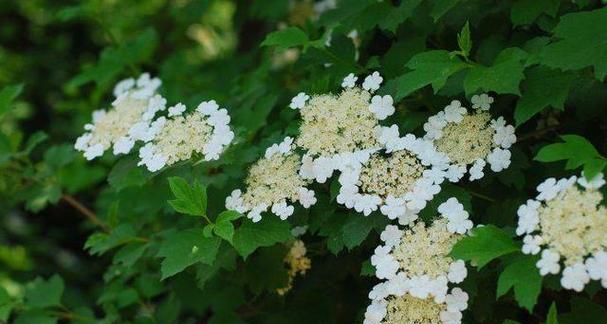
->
[364, 287, 468, 324]
[516, 173, 607, 292]
[277, 240, 312, 296]
[365, 203, 472, 324]
[293, 72, 395, 183]
[336, 128, 448, 220]
[74, 73, 165, 160]
[422, 94, 516, 182]
[137, 100, 234, 172]
[225, 137, 317, 222]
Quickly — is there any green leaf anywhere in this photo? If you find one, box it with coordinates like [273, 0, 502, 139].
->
[457, 21, 472, 58]
[497, 254, 543, 312]
[43, 144, 77, 169]
[0, 84, 23, 119]
[539, 7, 607, 81]
[535, 135, 606, 178]
[157, 228, 221, 280]
[547, 302, 558, 324]
[213, 210, 242, 243]
[232, 217, 291, 259]
[464, 47, 528, 96]
[384, 50, 469, 101]
[559, 297, 607, 324]
[14, 310, 57, 324]
[23, 131, 48, 154]
[430, 0, 461, 21]
[108, 157, 150, 191]
[84, 224, 138, 255]
[451, 225, 520, 268]
[261, 27, 309, 49]
[24, 275, 64, 308]
[378, 0, 423, 32]
[514, 67, 575, 126]
[196, 244, 237, 289]
[113, 242, 148, 267]
[0, 286, 14, 321]
[511, 0, 560, 26]
[167, 177, 207, 217]
[360, 260, 375, 277]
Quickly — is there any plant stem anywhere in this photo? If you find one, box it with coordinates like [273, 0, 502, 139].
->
[61, 194, 110, 232]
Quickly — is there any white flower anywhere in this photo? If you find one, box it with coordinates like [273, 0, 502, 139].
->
[397, 209, 419, 226]
[423, 112, 447, 140]
[380, 225, 403, 249]
[440, 310, 463, 324]
[423, 168, 446, 185]
[536, 177, 559, 201]
[516, 199, 541, 235]
[143, 154, 167, 172]
[113, 78, 135, 97]
[443, 100, 467, 123]
[247, 204, 268, 223]
[364, 299, 387, 324]
[368, 282, 390, 301]
[537, 249, 561, 276]
[446, 287, 469, 312]
[299, 155, 315, 180]
[271, 201, 295, 220]
[225, 189, 246, 213]
[408, 275, 432, 299]
[469, 159, 486, 181]
[438, 198, 472, 234]
[380, 196, 407, 220]
[446, 164, 466, 182]
[297, 187, 317, 208]
[289, 92, 309, 109]
[487, 148, 511, 172]
[371, 245, 398, 279]
[369, 95, 395, 120]
[355, 194, 382, 216]
[522, 235, 542, 255]
[342, 73, 358, 88]
[312, 156, 335, 183]
[362, 71, 383, 92]
[428, 276, 449, 303]
[448, 260, 467, 283]
[386, 272, 410, 297]
[168, 103, 186, 117]
[112, 137, 135, 155]
[492, 120, 516, 149]
[577, 172, 605, 189]
[585, 251, 607, 287]
[561, 263, 590, 292]
[471, 93, 494, 111]
[196, 100, 220, 115]
[84, 143, 104, 160]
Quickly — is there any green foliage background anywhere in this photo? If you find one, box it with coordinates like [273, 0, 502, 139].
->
[1, 0, 607, 323]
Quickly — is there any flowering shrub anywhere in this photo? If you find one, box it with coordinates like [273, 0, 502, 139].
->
[1, 1, 607, 323]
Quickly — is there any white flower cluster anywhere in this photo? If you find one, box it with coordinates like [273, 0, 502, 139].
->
[292, 72, 393, 184]
[516, 172, 607, 292]
[137, 100, 234, 172]
[225, 137, 317, 222]
[365, 200, 472, 324]
[75, 73, 235, 172]
[423, 95, 516, 182]
[335, 128, 450, 223]
[74, 73, 165, 160]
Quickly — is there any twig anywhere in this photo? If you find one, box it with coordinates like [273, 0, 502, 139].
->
[61, 194, 110, 232]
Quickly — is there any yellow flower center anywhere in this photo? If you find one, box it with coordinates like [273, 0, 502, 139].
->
[434, 112, 494, 165]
